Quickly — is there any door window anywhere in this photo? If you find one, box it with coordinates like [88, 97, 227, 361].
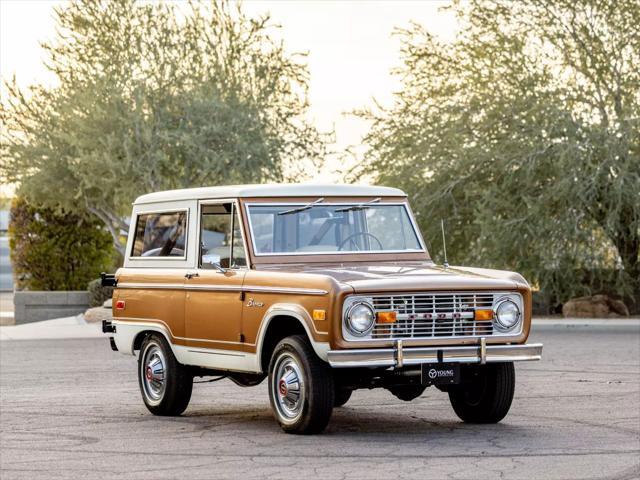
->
[199, 203, 246, 269]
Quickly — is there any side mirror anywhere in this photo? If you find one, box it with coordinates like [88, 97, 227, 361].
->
[202, 254, 227, 273]
[212, 262, 227, 273]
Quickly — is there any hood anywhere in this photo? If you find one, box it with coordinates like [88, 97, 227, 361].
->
[258, 261, 527, 293]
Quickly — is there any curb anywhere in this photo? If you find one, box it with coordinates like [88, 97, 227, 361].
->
[532, 318, 640, 328]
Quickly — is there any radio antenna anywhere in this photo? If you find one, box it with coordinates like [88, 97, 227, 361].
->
[441, 219, 449, 269]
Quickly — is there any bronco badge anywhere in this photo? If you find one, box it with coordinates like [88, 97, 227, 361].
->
[246, 298, 264, 308]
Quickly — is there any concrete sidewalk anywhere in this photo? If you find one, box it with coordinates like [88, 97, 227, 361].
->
[0, 314, 102, 341]
[0, 315, 638, 341]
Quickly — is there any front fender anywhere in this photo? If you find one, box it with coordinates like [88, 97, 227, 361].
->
[255, 303, 330, 368]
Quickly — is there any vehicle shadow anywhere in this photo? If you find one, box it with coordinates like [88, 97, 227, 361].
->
[327, 408, 531, 437]
[171, 404, 531, 438]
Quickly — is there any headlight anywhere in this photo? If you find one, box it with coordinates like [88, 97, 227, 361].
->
[494, 299, 520, 331]
[346, 302, 375, 336]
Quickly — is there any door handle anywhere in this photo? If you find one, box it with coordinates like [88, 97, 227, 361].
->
[185, 272, 200, 280]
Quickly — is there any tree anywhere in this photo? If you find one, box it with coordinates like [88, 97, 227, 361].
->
[9, 198, 113, 291]
[1, 0, 327, 256]
[358, 0, 640, 311]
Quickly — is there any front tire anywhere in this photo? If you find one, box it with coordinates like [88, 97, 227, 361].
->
[138, 333, 193, 416]
[268, 335, 334, 434]
[448, 362, 515, 423]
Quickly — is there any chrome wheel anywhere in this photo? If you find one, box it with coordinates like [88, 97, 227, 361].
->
[141, 342, 166, 405]
[272, 353, 305, 423]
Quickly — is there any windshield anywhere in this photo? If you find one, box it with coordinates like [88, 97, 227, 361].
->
[247, 203, 423, 255]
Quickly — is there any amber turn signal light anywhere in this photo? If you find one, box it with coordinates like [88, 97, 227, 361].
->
[376, 311, 397, 324]
[312, 309, 326, 321]
[474, 309, 493, 321]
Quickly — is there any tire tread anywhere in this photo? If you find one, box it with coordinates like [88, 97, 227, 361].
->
[139, 333, 193, 416]
[268, 334, 334, 434]
[449, 362, 515, 423]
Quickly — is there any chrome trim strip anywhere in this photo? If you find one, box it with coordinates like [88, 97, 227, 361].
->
[242, 286, 328, 296]
[186, 349, 245, 357]
[480, 337, 487, 365]
[116, 283, 327, 295]
[327, 343, 543, 368]
[185, 284, 242, 292]
[117, 282, 185, 290]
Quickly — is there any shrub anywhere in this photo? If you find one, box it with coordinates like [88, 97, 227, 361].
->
[9, 197, 113, 291]
[87, 278, 114, 307]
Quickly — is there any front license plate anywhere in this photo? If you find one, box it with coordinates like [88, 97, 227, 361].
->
[421, 363, 460, 386]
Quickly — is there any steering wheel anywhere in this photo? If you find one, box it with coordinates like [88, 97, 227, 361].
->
[338, 232, 384, 251]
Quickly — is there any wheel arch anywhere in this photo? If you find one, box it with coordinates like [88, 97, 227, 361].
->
[256, 305, 330, 373]
[132, 329, 169, 352]
[113, 321, 177, 358]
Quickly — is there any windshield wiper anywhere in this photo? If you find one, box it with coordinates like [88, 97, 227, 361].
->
[335, 197, 381, 213]
[277, 197, 325, 216]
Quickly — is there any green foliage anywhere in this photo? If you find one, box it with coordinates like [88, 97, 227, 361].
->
[1, 0, 326, 255]
[9, 198, 113, 291]
[358, 0, 640, 310]
[87, 278, 114, 307]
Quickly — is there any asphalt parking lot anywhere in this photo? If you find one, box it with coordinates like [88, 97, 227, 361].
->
[1, 323, 639, 480]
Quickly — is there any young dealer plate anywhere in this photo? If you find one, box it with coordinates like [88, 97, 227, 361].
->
[421, 363, 460, 385]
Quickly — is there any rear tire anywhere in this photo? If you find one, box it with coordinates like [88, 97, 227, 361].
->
[334, 388, 352, 407]
[268, 335, 334, 434]
[448, 362, 515, 423]
[138, 333, 193, 416]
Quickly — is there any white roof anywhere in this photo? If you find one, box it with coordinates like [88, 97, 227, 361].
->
[134, 184, 406, 204]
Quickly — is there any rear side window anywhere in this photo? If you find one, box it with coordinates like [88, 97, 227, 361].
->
[131, 211, 187, 257]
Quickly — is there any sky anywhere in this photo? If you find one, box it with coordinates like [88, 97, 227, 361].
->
[0, 0, 458, 188]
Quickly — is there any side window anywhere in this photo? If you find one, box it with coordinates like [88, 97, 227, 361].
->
[199, 204, 246, 269]
[131, 211, 187, 257]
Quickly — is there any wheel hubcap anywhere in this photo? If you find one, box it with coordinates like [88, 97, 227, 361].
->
[141, 344, 166, 403]
[272, 354, 305, 422]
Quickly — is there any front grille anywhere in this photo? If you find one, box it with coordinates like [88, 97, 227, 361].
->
[369, 292, 497, 340]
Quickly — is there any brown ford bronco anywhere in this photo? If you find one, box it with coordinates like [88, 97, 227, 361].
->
[102, 184, 542, 434]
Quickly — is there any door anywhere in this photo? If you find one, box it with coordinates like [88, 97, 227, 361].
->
[184, 202, 248, 351]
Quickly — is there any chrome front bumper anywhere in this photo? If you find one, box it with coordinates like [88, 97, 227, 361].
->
[327, 340, 543, 368]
